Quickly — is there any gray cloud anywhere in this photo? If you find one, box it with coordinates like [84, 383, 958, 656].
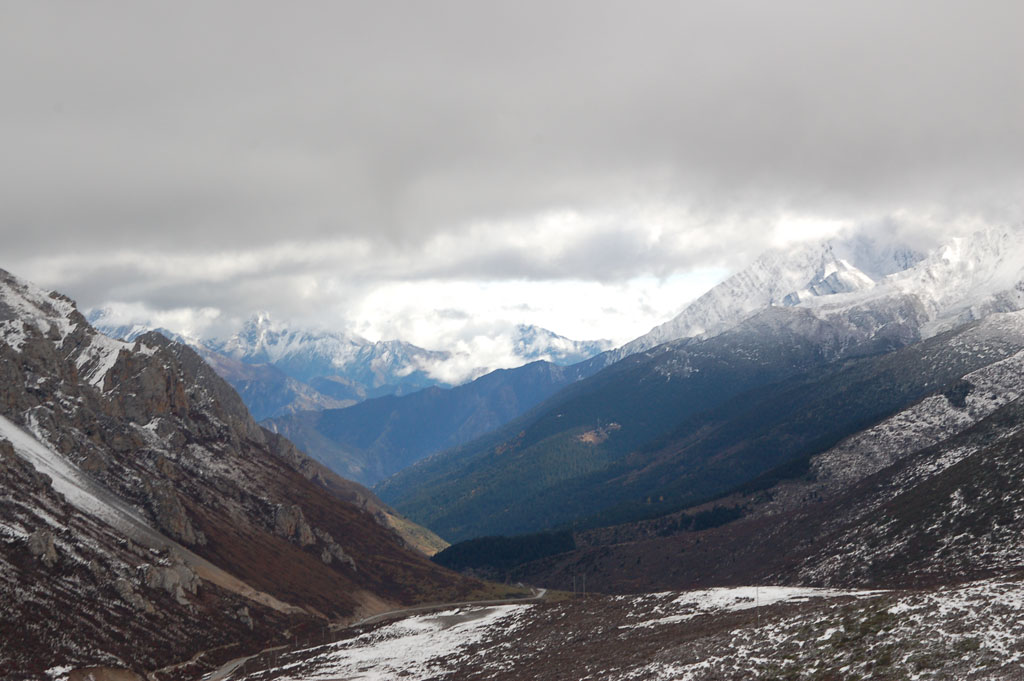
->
[2, 1, 1022, 339]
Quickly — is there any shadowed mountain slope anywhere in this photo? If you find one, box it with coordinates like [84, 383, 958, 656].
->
[265, 360, 597, 485]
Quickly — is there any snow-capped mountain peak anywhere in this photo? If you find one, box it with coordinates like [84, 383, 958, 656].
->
[611, 225, 1024, 363]
[887, 226, 1024, 336]
[612, 234, 925, 360]
[213, 312, 368, 372]
[781, 256, 876, 306]
[513, 324, 613, 365]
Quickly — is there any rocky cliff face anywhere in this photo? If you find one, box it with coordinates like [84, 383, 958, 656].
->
[0, 269, 475, 679]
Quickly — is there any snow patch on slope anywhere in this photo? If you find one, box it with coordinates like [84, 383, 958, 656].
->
[0, 414, 165, 545]
[617, 586, 883, 629]
[247, 605, 530, 681]
[0, 319, 29, 352]
[810, 313, 1024, 490]
[74, 332, 128, 388]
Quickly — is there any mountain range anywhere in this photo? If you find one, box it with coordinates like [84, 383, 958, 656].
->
[90, 311, 612, 421]
[599, 232, 926, 364]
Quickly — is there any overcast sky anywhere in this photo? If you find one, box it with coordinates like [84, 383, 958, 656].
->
[3, 2, 1023, 369]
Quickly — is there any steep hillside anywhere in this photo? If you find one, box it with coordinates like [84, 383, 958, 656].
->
[0, 269, 476, 679]
[506, 314, 1024, 594]
[265, 360, 595, 485]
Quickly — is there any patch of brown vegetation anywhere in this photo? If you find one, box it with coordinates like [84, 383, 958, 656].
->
[576, 422, 621, 445]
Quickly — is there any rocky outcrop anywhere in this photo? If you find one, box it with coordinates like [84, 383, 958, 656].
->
[273, 504, 316, 547]
[271, 507, 357, 569]
[314, 528, 357, 570]
[141, 557, 199, 606]
[113, 577, 154, 613]
[27, 528, 58, 568]
[144, 480, 205, 546]
[0, 438, 51, 492]
[235, 606, 254, 630]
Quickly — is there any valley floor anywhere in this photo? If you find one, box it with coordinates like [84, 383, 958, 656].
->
[221, 575, 1024, 680]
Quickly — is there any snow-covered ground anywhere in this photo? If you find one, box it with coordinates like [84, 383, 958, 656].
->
[229, 586, 883, 681]
[627, 577, 1024, 680]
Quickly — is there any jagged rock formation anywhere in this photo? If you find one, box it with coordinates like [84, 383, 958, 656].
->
[274, 504, 317, 547]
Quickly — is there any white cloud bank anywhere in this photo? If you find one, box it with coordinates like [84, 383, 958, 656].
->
[2, 2, 1021, 362]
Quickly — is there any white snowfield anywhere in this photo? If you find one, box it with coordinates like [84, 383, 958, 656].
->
[235, 605, 530, 681]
